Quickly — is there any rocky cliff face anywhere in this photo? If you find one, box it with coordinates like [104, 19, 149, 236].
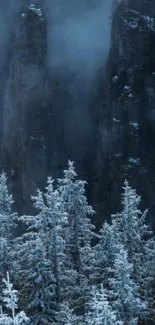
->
[2, 4, 48, 213]
[93, 0, 155, 228]
[1, 1, 111, 214]
[1, 1, 155, 228]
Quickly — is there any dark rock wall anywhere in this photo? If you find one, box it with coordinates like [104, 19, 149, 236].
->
[1, 1, 111, 214]
[93, 0, 155, 229]
[1, 5, 48, 213]
[1, 0, 155, 230]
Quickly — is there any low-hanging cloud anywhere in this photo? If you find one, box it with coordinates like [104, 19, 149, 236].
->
[0, 0, 115, 168]
[0, 0, 114, 87]
[43, 0, 114, 161]
[46, 0, 113, 83]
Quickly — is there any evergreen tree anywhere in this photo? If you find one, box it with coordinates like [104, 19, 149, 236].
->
[17, 176, 72, 323]
[111, 180, 154, 319]
[94, 221, 120, 286]
[30, 177, 74, 307]
[110, 247, 144, 325]
[0, 173, 17, 295]
[57, 161, 96, 313]
[86, 284, 122, 325]
[58, 161, 95, 250]
[0, 272, 29, 325]
[111, 180, 152, 276]
[16, 236, 55, 325]
[58, 302, 78, 325]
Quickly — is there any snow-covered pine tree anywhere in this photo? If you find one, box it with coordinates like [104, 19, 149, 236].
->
[17, 176, 73, 324]
[57, 161, 96, 313]
[111, 180, 152, 275]
[31, 177, 75, 307]
[94, 220, 120, 286]
[57, 302, 78, 325]
[86, 283, 122, 325]
[0, 173, 17, 296]
[111, 180, 154, 320]
[142, 236, 155, 322]
[16, 235, 55, 325]
[0, 272, 29, 325]
[57, 161, 95, 250]
[110, 247, 144, 325]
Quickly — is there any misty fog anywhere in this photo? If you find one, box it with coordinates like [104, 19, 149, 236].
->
[0, 0, 113, 95]
[46, 0, 113, 83]
[0, 0, 114, 178]
[44, 0, 114, 161]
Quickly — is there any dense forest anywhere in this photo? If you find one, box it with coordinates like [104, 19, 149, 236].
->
[0, 162, 154, 325]
[0, 0, 155, 230]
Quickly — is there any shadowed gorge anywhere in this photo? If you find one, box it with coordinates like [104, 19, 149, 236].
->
[0, 0, 113, 216]
[0, 0, 155, 231]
